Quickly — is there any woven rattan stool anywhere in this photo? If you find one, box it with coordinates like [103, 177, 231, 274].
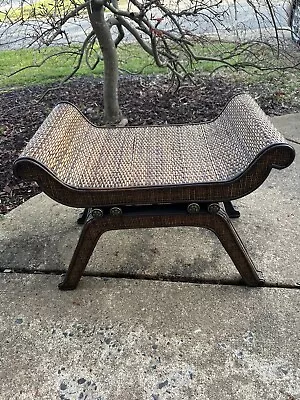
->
[14, 94, 295, 290]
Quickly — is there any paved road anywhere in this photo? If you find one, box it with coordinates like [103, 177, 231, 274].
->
[0, 0, 291, 50]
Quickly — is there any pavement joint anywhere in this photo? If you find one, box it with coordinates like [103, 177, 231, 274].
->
[1, 268, 300, 290]
[286, 137, 300, 145]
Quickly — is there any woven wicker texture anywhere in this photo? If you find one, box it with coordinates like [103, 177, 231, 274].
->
[20, 94, 286, 190]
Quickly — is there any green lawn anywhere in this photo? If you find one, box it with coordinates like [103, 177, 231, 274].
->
[0, 41, 243, 89]
[0, 47, 100, 88]
[1, 42, 300, 111]
[0, 0, 129, 22]
[0, 44, 165, 88]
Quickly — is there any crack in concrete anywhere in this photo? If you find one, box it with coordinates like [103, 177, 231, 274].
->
[1, 268, 299, 290]
[286, 137, 300, 145]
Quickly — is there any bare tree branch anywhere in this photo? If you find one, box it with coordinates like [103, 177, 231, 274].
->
[116, 15, 153, 55]
[1, 0, 300, 124]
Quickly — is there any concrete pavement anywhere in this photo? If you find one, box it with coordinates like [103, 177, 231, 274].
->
[0, 113, 299, 399]
[0, 275, 299, 399]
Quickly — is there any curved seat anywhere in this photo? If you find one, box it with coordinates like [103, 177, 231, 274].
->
[13, 94, 295, 208]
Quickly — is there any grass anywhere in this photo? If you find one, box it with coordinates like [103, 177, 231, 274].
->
[1, 41, 300, 110]
[0, 0, 129, 22]
[0, 47, 101, 88]
[0, 42, 246, 89]
[0, 44, 166, 88]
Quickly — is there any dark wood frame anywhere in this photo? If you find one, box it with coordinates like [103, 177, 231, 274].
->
[58, 202, 264, 290]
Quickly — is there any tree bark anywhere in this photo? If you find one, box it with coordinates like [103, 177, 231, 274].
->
[87, 0, 122, 124]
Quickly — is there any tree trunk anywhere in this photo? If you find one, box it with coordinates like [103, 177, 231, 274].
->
[88, 1, 122, 125]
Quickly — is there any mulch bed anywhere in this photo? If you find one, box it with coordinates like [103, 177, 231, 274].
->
[0, 74, 298, 214]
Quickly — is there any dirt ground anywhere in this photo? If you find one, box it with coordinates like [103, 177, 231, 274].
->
[1, 74, 299, 214]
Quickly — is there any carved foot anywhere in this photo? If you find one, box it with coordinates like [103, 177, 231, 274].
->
[58, 277, 78, 291]
[77, 208, 89, 225]
[224, 201, 240, 218]
[58, 212, 106, 290]
[208, 204, 264, 286]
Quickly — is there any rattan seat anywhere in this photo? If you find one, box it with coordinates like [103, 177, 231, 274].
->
[14, 94, 295, 290]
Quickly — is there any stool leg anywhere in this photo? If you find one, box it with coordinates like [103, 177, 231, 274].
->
[207, 206, 264, 286]
[223, 201, 240, 218]
[59, 217, 105, 290]
[77, 208, 89, 225]
[59, 203, 264, 290]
